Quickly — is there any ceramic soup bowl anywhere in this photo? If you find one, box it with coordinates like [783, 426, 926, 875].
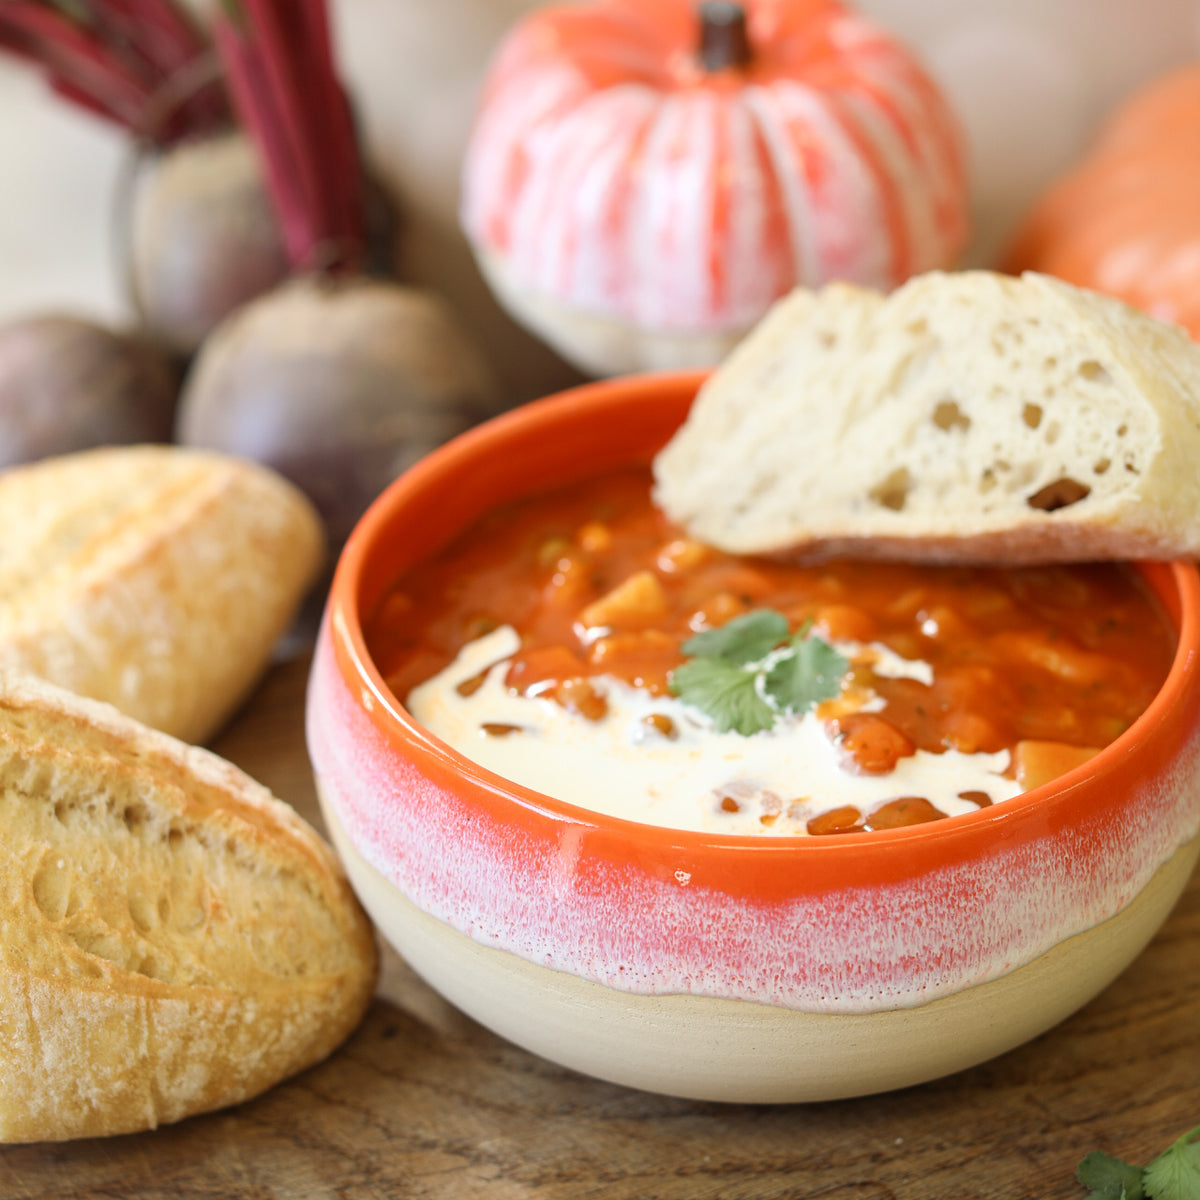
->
[306, 371, 1200, 1103]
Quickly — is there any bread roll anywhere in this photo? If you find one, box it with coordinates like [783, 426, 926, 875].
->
[653, 270, 1200, 563]
[0, 445, 324, 743]
[0, 670, 377, 1142]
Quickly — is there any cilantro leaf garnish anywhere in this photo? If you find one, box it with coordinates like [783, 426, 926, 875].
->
[669, 609, 847, 736]
[1145, 1125, 1200, 1200]
[765, 630, 850, 714]
[1077, 1124, 1200, 1200]
[681, 609, 789, 665]
[1077, 1152, 1146, 1200]
[668, 656, 776, 736]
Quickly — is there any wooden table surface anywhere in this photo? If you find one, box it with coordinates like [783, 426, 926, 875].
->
[3, 648, 1198, 1200]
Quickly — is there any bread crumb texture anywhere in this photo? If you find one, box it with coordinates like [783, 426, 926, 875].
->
[653, 271, 1200, 562]
[0, 672, 377, 1142]
[0, 445, 324, 743]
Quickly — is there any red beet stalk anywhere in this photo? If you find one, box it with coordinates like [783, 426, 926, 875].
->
[0, 0, 229, 144]
[210, 0, 365, 272]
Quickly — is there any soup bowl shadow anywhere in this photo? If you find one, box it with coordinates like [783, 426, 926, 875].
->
[305, 371, 1200, 1103]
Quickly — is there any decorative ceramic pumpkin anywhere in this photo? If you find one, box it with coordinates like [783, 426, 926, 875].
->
[1002, 64, 1200, 340]
[459, 0, 969, 376]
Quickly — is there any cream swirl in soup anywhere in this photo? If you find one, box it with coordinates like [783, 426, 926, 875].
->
[407, 625, 1022, 835]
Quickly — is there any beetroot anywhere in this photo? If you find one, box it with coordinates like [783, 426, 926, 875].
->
[127, 131, 290, 356]
[170, 0, 500, 550]
[0, 315, 177, 469]
[177, 276, 499, 548]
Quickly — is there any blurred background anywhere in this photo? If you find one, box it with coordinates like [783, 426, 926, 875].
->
[3, 0, 1200, 403]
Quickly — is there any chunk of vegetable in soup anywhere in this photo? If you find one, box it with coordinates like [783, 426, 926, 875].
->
[365, 468, 1176, 836]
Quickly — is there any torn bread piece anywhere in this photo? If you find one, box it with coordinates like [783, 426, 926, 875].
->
[653, 271, 1200, 563]
[0, 445, 324, 743]
[0, 670, 377, 1142]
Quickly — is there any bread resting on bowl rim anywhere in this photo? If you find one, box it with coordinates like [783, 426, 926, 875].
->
[652, 270, 1200, 564]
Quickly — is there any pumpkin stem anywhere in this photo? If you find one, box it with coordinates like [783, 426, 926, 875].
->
[697, 1, 751, 71]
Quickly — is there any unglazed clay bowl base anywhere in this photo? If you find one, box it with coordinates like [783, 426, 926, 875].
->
[320, 790, 1197, 1102]
[307, 371, 1200, 1105]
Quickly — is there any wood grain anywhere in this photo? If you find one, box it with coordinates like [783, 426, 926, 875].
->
[2, 650, 1197, 1200]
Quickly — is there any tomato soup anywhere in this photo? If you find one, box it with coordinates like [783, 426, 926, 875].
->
[365, 467, 1175, 836]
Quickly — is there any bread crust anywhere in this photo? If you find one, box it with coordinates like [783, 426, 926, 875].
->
[0, 446, 325, 743]
[653, 271, 1200, 563]
[0, 670, 378, 1142]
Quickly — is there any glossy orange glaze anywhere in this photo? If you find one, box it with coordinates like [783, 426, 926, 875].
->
[366, 466, 1175, 833]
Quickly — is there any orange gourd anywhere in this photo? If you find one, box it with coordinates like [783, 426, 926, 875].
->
[460, 0, 969, 376]
[1002, 64, 1200, 339]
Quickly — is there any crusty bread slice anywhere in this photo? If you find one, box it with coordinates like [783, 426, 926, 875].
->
[653, 270, 1200, 563]
[0, 670, 377, 1142]
[0, 445, 324, 743]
